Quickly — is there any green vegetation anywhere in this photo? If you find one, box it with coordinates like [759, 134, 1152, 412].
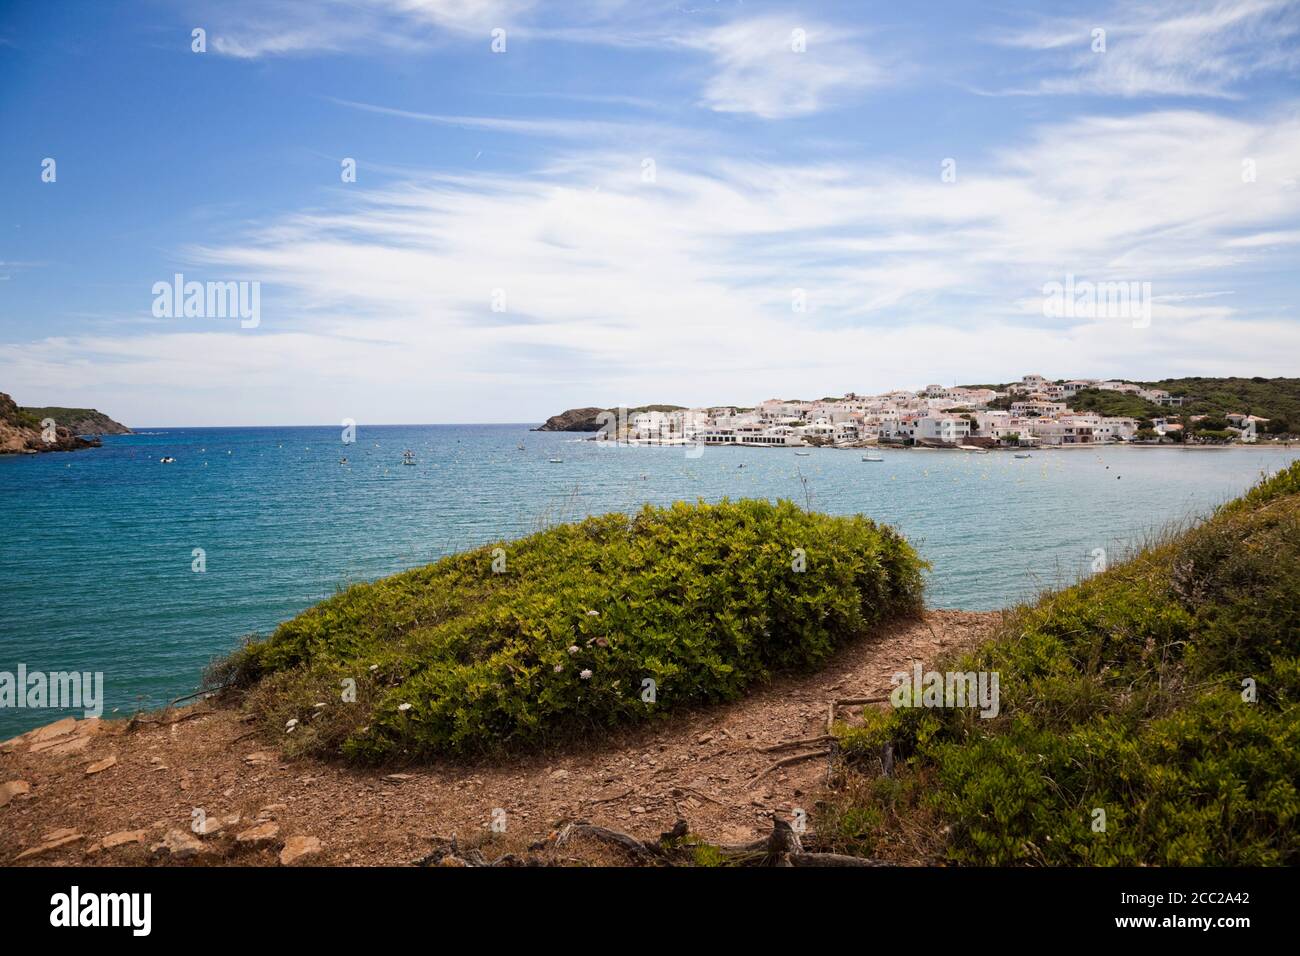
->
[1151, 376, 1300, 431]
[18, 405, 130, 434]
[621, 404, 687, 415]
[828, 462, 1300, 865]
[215, 499, 926, 762]
[1065, 388, 1164, 420]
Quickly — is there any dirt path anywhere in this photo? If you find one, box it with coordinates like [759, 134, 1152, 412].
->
[1, 611, 999, 866]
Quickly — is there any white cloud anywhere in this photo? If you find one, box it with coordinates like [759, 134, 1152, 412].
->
[686, 17, 888, 118]
[5, 106, 1299, 424]
[996, 0, 1300, 97]
[198, 0, 534, 59]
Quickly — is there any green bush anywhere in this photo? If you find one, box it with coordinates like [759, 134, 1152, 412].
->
[222, 498, 926, 761]
[834, 462, 1300, 865]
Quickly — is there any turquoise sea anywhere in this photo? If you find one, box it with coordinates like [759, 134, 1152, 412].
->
[2, 425, 1296, 737]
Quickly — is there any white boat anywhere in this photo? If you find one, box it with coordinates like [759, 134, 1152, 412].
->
[1014, 452, 1032, 459]
[862, 453, 883, 462]
[401, 450, 416, 466]
[159, 456, 176, 464]
[548, 458, 564, 463]
[794, 450, 811, 456]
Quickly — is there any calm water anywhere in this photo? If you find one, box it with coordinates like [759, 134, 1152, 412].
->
[2, 425, 1296, 736]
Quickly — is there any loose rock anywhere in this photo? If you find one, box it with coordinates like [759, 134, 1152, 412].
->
[279, 835, 322, 865]
[0, 780, 31, 807]
[235, 822, 280, 846]
[85, 755, 117, 775]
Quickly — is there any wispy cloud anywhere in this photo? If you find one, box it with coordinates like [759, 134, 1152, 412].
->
[7, 104, 1298, 423]
[329, 97, 670, 142]
[197, 0, 535, 59]
[994, 0, 1300, 97]
[685, 17, 889, 118]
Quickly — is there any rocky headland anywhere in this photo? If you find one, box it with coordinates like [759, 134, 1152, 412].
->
[0, 390, 129, 455]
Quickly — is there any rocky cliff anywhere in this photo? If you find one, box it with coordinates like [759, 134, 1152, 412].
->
[0, 392, 108, 454]
[534, 407, 607, 431]
[535, 405, 688, 432]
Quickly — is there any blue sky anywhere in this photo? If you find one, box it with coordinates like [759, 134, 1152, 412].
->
[1, 0, 1298, 425]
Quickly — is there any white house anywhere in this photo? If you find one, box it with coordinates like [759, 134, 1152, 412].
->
[914, 415, 971, 445]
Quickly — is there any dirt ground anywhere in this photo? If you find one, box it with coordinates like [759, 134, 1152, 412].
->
[1, 610, 999, 866]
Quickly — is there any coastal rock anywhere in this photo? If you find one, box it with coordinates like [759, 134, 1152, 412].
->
[279, 835, 322, 865]
[0, 391, 108, 454]
[235, 821, 281, 846]
[102, 829, 148, 849]
[35, 734, 92, 758]
[15, 829, 84, 860]
[194, 816, 224, 836]
[534, 407, 606, 432]
[0, 780, 32, 807]
[84, 755, 117, 775]
[154, 828, 208, 860]
[28, 717, 79, 743]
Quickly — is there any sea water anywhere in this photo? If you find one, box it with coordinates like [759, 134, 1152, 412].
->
[1, 424, 1295, 736]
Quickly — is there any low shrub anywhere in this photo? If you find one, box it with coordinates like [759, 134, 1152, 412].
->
[220, 498, 926, 761]
[832, 462, 1300, 865]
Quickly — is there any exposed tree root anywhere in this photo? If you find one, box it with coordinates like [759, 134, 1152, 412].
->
[415, 816, 885, 868]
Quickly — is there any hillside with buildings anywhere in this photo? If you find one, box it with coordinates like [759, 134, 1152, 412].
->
[545, 376, 1297, 449]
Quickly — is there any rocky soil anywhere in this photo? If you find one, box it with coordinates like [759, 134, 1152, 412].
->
[0, 611, 998, 867]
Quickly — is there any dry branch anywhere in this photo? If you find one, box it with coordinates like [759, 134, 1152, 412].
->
[752, 748, 830, 781]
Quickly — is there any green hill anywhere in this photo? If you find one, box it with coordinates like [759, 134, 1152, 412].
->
[1064, 388, 1163, 419]
[1149, 376, 1300, 430]
[21, 405, 131, 435]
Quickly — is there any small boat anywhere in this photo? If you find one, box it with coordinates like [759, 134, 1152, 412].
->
[548, 458, 564, 464]
[517, 443, 526, 451]
[1014, 452, 1032, 459]
[862, 453, 883, 462]
[401, 450, 416, 466]
[159, 456, 176, 464]
[339, 457, 348, 464]
[794, 450, 811, 457]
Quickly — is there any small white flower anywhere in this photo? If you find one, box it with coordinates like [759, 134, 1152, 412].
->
[580, 669, 593, 680]
[553, 664, 564, 673]
[397, 703, 412, 712]
[567, 645, 580, 655]
[586, 610, 599, 617]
